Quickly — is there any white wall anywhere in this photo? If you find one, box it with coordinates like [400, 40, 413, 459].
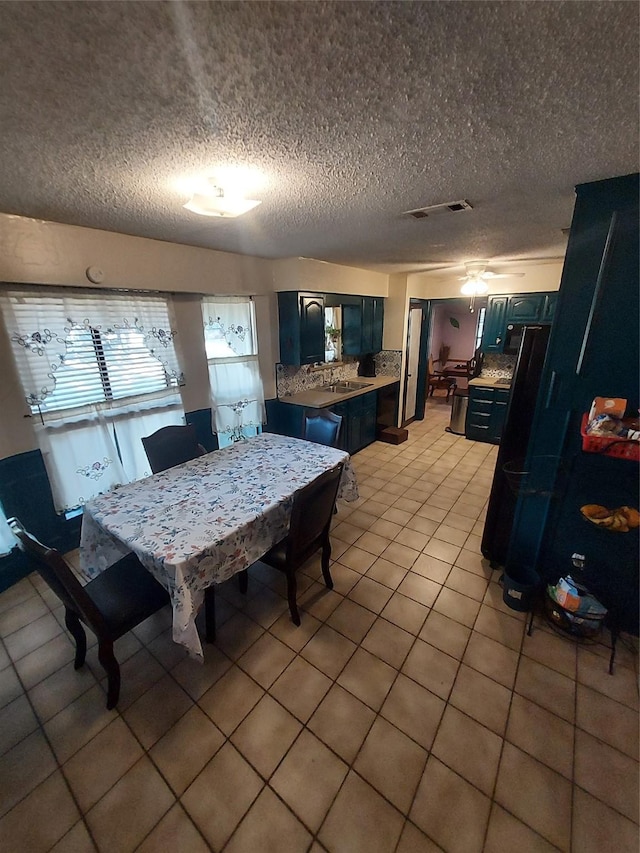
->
[271, 257, 388, 297]
[408, 261, 563, 299]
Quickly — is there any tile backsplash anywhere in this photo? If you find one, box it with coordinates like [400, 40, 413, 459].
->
[276, 351, 401, 397]
[480, 353, 516, 379]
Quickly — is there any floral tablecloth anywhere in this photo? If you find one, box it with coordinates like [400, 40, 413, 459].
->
[79, 432, 358, 658]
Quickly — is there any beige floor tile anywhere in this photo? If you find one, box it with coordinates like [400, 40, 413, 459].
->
[0, 594, 49, 638]
[242, 585, 290, 629]
[0, 727, 58, 818]
[326, 562, 361, 596]
[419, 610, 470, 660]
[230, 694, 302, 778]
[449, 664, 511, 736]
[150, 705, 224, 796]
[298, 582, 343, 621]
[301, 624, 357, 679]
[432, 523, 468, 547]
[308, 684, 375, 763]
[393, 496, 424, 514]
[506, 693, 574, 779]
[410, 757, 491, 853]
[432, 704, 502, 795]
[0, 770, 79, 852]
[495, 743, 572, 851]
[369, 518, 404, 540]
[572, 786, 640, 853]
[63, 717, 144, 812]
[577, 646, 639, 711]
[0, 665, 21, 711]
[339, 545, 377, 574]
[423, 538, 461, 565]
[337, 647, 397, 711]
[214, 611, 265, 661]
[444, 565, 489, 602]
[394, 527, 430, 552]
[0, 578, 38, 615]
[85, 756, 174, 853]
[574, 728, 639, 823]
[405, 515, 439, 537]
[522, 625, 577, 678]
[356, 531, 393, 556]
[271, 729, 348, 832]
[359, 498, 392, 517]
[443, 513, 476, 534]
[361, 616, 414, 670]
[381, 673, 445, 750]
[137, 803, 209, 853]
[355, 716, 427, 812]
[44, 683, 114, 764]
[269, 607, 322, 652]
[402, 639, 459, 700]
[199, 664, 264, 736]
[484, 803, 558, 853]
[332, 521, 365, 544]
[319, 770, 405, 853]
[473, 603, 524, 651]
[106, 647, 165, 711]
[396, 820, 443, 852]
[366, 557, 408, 589]
[0, 642, 8, 672]
[146, 628, 189, 671]
[432, 586, 481, 629]
[411, 553, 451, 584]
[381, 541, 420, 569]
[236, 632, 295, 689]
[269, 656, 332, 723]
[0, 693, 39, 756]
[347, 509, 379, 530]
[515, 656, 576, 723]
[123, 674, 192, 749]
[181, 742, 263, 850]
[464, 631, 520, 689]
[131, 607, 173, 645]
[382, 507, 414, 527]
[576, 683, 639, 759]
[348, 576, 394, 614]
[226, 785, 312, 852]
[170, 644, 232, 700]
[4, 612, 63, 662]
[397, 573, 440, 608]
[327, 600, 376, 646]
[49, 819, 97, 852]
[454, 548, 492, 577]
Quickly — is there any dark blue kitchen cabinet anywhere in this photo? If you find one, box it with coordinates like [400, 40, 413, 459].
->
[506, 294, 544, 323]
[278, 292, 325, 365]
[343, 297, 384, 356]
[505, 173, 639, 634]
[466, 386, 510, 444]
[542, 293, 558, 322]
[481, 296, 508, 353]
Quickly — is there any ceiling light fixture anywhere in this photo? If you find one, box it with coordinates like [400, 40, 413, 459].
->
[183, 183, 261, 218]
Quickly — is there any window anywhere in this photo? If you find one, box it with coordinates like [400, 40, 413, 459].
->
[1, 286, 185, 511]
[202, 297, 265, 447]
[474, 306, 486, 352]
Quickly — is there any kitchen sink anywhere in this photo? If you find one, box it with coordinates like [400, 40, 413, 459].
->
[320, 380, 373, 394]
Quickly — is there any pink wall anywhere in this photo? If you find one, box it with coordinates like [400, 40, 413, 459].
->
[429, 298, 486, 364]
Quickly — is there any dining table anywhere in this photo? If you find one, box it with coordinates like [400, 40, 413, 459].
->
[79, 432, 358, 659]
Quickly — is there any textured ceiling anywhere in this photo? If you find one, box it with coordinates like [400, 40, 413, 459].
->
[0, 1, 637, 272]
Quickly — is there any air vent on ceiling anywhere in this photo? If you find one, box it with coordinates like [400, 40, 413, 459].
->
[403, 199, 473, 219]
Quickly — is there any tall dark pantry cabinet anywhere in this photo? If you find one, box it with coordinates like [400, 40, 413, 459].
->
[504, 173, 639, 636]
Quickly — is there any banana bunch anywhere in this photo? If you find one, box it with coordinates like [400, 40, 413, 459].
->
[580, 504, 640, 532]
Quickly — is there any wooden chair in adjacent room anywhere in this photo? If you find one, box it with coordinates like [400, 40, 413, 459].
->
[303, 410, 343, 447]
[427, 357, 457, 402]
[258, 464, 343, 625]
[9, 517, 170, 710]
[142, 423, 207, 473]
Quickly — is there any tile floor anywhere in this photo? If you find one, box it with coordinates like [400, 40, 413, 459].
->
[0, 404, 638, 852]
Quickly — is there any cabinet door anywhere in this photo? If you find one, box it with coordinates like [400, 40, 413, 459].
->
[489, 399, 508, 442]
[299, 295, 325, 364]
[361, 298, 373, 354]
[342, 304, 363, 356]
[331, 401, 350, 452]
[507, 294, 543, 323]
[481, 297, 508, 353]
[542, 293, 558, 323]
[360, 391, 377, 449]
[347, 396, 363, 454]
[372, 297, 384, 353]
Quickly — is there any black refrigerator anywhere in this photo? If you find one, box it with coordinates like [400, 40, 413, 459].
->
[481, 324, 551, 568]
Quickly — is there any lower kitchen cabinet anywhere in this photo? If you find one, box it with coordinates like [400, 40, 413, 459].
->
[265, 390, 379, 455]
[466, 386, 510, 444]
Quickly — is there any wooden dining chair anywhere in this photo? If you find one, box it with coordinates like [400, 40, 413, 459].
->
[259, 463, 344, 625]
[142, 423, 207, 474]
[9, 517, 170, 709]
[303, 410, 343, 447]
[427, 357, 457, 402]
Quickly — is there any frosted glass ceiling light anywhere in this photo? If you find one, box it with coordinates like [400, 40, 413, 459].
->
[183, 185, 261, 218]
[460, 277, 489, 296]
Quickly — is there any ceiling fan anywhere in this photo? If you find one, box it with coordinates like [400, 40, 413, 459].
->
[457, 262, 525, 312]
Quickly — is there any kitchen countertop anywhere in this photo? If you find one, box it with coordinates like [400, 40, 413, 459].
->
[278, 375, 400, 409]
[468, 376, 512, 389]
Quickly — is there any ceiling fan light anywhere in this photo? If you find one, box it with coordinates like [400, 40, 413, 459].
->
[183, 188, 261, 218]
[460, 278, 489, 296]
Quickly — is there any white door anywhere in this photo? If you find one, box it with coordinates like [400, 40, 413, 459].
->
[404, 306, 422, 422]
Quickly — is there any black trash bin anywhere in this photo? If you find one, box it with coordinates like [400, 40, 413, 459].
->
[446, 388, 469, 436]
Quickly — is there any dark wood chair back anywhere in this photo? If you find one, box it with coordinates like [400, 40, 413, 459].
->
[142, 424, 206, 473]
[303, 410, 343, 447]
[8, 516, 170, 709]
[286, 464, 344, 568]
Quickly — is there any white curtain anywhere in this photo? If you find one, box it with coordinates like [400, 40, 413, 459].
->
[1, 286, 185, 511]
[202, 297, 265, 447]
[0, 506, 16, 556]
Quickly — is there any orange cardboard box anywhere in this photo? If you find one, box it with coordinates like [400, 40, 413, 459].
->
[588, 397, 627, 422]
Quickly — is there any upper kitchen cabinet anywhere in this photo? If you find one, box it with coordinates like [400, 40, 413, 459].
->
[278, 292, 326, 365]
[542, 292, 558, 322]
[343, 297, 384, 356]
[506, 294, 544, 323]
[481, 296, 508, 352]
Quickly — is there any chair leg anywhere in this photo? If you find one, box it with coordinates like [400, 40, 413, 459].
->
[238, 569, 248, 594]
[64, 608, 87, 670]
[321, 540, 334, 590]
[286, 569, 300, 626]
[204, 586, 216, 643]
[98, 640, 120, 710]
